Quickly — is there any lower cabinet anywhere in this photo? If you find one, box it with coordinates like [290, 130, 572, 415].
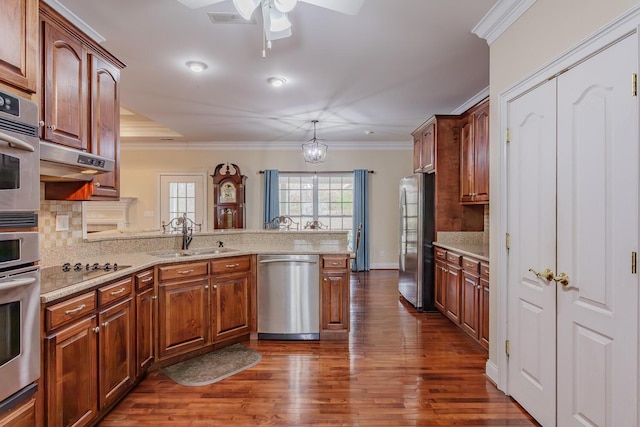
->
[134, 269, 155, 375]
[320, 254, 350, 339]
[0, 395, 36, 427]
[43, 277, 134, 427]
[210, 272, 250, 341]
[434, 246, 489, 350]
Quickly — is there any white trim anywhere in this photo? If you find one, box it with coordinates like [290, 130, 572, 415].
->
[485, 359, 499, 385]
[495, 4, 640, 394]
[156, 171, 209, 230]
[122, 140, 412, 151]
[450, 86, 490, 115]
[472, 0, 536, 45]
[42, 0, 106, 44]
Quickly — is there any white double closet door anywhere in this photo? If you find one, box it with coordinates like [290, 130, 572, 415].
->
[506, 34, 639, 426]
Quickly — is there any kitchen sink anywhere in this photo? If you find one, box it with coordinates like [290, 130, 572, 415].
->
[149, 247, 238, 258]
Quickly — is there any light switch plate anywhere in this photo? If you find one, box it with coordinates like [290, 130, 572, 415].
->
[56, 214, 69, 231]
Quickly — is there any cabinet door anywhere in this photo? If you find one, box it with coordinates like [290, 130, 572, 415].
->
[434, 261, 447, 313]
[98, 298, 134, 409]
[460, 271, 479, 339]
[445, 264, 462, 324]
[459, 114, 475, 203]
[421, 122, 435, 172]
[42, 20, 88, 150]
[0, 0, 37, 92]
[479, 276, 489, 350]
[89, 54, 120, 199]
[210, 272, 250, 342]
[45, 316, 98, 427]
[320, 270, 350, 333]
[412, 131, 422, 173]
[0, 396, 36, 427]
[135, 287, 154, 375]
[157, 278, 208, 360]
[472, 102, 489, 203]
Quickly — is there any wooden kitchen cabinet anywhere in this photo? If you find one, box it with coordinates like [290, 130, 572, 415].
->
[479, 263, 490, 350]
[461, 258, 480, 339]
[320, 254, 350, 339]
[0, 0, 38, 93]
[0, 395, 36, 427]
[412, 120, 435, 173]
[43, 277, 135, 427]
[445, 254, 462, 324]
[134, 269, 155, 375]
[210, 256, 251, 342]
[434, 248, 448, 312]
[460, 99, 489, 204]
[40, 3, 125, 201]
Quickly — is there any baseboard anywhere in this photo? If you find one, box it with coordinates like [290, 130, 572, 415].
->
[485, 359, 499, 388]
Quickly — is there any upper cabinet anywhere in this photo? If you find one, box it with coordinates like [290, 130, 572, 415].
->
[460, 99, 489, 204]
[0, 0, 38, 93]
[412, 120, 435, 173]
[40, 3, 125, 200]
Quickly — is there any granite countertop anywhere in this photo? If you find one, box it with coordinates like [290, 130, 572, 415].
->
[432, 241, 489, 262]
[40, 243, 350, 304]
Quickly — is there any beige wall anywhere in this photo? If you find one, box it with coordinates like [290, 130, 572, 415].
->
[487, 0, 639, 363]
[120, 145, 412, 268]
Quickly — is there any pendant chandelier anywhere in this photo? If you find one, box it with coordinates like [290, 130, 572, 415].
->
[302, 120, 327, 163]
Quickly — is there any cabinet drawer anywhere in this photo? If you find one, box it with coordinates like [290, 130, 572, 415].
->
[211, 256, 251, 274]
[46, 291, 96, 331]
[481, 263, 490, 279]
[135, 269, 155, 291]
[98, 277, 133, 306]
[462, 257, 480, 274]
[158, 262, 208, 282]
[435, 247, 447, 261]
[322, 255, 348, 269]
[446, 252, 462, 266]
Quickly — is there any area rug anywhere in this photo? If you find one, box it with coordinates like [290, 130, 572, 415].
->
[162, 343, 262, 386]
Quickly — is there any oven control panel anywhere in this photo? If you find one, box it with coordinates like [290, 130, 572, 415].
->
[0, 91, 19, 117]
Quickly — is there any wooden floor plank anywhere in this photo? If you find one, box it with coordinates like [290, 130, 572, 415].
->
[99, 270, 539, 427]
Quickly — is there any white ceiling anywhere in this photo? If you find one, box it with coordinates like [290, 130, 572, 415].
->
[56, 0, 495, 145]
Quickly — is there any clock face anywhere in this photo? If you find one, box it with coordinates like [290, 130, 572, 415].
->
[220, 182, 236, 203]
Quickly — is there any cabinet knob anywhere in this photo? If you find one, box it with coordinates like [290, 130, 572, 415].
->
[151, 295, 158, 300]
[94, 182, 101, 188]
[38, 120, 45, 127]
[204, 285, 209, 289]
[213, 285, 217, 289]
[102, 321, 109, 328]
[47, 124, 56, 130]
[92, 327, 100, 333]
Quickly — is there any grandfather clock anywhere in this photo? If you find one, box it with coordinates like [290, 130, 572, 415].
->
[211, 163, 246, 229]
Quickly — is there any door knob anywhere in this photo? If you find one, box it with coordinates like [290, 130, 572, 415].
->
[529, 268, 554, 281]
[553, 272, 570, 286]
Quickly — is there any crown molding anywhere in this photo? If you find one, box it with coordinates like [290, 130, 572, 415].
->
[122, 140, 412, 151]
[42, 0, 106, 44]
[472, 0, 537, 45]
[450, 86, 490, 115]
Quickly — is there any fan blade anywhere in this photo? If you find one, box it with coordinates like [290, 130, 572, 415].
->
[270, 27, 292, 41]
[300, 0, 365, 15]
[269, 9, 292, 32]
[176, 0, 226, 9]
[233, 0, 261, 19]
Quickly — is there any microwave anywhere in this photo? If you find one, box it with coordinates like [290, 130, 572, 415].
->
[0, 90, 40, 213]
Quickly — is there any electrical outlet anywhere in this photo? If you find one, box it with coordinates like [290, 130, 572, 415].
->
[56, 214, 69, 231]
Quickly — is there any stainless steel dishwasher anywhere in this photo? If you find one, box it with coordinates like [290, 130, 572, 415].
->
[257, 254, 320, 340]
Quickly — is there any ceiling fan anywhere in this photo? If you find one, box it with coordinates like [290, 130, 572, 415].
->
[176, 0, 365, 57]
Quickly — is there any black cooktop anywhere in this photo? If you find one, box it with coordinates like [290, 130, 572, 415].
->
[41, 263, 132, 294]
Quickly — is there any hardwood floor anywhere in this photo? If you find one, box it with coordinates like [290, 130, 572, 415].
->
[99, 270, 539, 427]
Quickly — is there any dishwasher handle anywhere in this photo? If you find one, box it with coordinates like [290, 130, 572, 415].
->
[258, 258, 318, 264]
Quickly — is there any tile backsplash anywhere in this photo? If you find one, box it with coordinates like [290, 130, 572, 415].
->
[38, 184, 84, 250]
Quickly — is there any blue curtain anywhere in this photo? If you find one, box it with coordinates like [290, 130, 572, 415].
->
[353, 169, 369, 271]
[263, 169, 279, 227]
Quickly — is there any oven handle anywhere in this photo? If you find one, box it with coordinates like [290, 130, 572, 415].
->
[0, 277, 37, 291]
[0, 131, 36, 152]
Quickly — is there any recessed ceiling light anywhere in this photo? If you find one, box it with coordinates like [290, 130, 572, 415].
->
[186, 61, 208, 72]
[267, 76, 286, 87]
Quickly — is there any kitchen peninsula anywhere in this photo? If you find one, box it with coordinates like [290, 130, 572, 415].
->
[39, 229, 350, 427]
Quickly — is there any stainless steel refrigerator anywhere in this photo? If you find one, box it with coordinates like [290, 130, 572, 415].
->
[398, 173, 436, 312]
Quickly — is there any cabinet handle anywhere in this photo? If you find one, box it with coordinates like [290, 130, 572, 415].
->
[225, 263, 239, 268]
[331, 262, 340, 266]
[178, 269, 194, 275]
[102, 321, 109, 328]
[109, 287, 126, 296]
[151, 295, 158, 300]
[64, 304, 86, 315]
[92, 327, 100, 333]
[141, 277, 154, 283]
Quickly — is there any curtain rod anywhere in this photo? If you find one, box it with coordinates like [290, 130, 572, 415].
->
[258, 170, 375, 174]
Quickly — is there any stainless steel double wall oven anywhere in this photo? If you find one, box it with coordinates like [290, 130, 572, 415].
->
[0, 90, 41, 409]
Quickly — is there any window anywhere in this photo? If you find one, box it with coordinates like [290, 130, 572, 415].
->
[159, 174, 206, 230]
[279, 173, 353, 233]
